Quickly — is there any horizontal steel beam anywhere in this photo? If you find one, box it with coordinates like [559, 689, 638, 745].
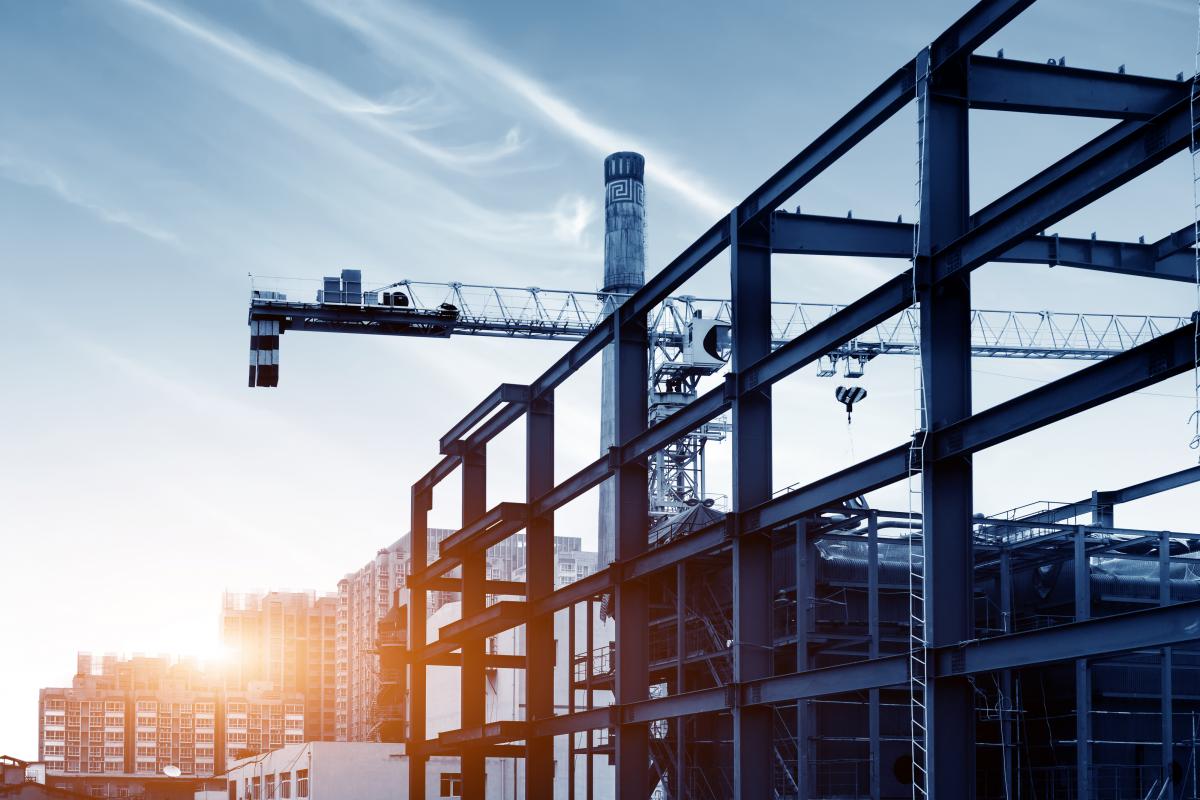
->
[932, 323, 1200, 459]
[1153, 223, 1197, 258]
[439, 383, 529, 455]
[938, 598, 1200, 675]
[749, 322, 1198, 534]
[771, 212, 1196, 281]
[968, 56, 1186, 119]
[424, 576, 528, 596]
[526, 570, 612, 619]
[439, 502, 528, 558]
[411, 502, 528, 586]
[745, 446, 910, 534]
[531, 456, 608, 518]
[742, 274, 914, 392]
[1015, 464, 1200, 525]
[621, 385, 730, 464]
[413, 454, 460, 498]
[770, 212, 912, 257]
[436, 601, 527, 647]
[426, 652, 527, 669]
[432, 720, 528, 752]
[747, 654, 909, 705]
[1106, 464, 1200, 505]
[1000, 235, 1198, 282]
[937, 98, 1191, 282]
[742, 0, 1035, 228]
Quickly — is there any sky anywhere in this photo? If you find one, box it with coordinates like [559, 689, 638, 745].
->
[3, 0, 1200, 758]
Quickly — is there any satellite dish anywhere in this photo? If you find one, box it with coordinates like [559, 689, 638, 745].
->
[834, 385, 868, 423]
[162, 765, 182, 778]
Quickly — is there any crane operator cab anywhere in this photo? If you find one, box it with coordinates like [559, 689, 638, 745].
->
[682, 312, 731, 373]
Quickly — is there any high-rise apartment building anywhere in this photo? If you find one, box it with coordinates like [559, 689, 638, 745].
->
[219, 591, 338, 742]
[339, 530, 599, 741]
[37, 653, 302, 794]
[337, 529, 456, 742]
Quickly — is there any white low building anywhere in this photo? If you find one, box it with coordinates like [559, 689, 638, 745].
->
[202, 742, 464, 800]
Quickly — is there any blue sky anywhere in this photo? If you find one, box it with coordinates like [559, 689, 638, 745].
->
[2, 0, 1199, 757]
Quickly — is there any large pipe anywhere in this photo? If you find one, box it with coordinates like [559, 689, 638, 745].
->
[598, 152, 646, 568]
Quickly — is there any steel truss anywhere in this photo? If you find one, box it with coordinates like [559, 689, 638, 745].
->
[389, 2, 1200, 798]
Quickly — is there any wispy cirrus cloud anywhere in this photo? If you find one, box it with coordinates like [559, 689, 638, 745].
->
[0, 149, 181, 247]
[117, 0, 525, 172]
[306, 0, 733, 218]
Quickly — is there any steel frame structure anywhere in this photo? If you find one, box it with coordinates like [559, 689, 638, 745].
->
[397, 2, 1200, 798]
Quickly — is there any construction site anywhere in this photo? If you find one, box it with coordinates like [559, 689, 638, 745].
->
[244, 1, 1200, 798]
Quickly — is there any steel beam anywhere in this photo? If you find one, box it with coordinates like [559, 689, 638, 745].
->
[935, 599, 1200, 674]
[741, 0, 1035, 228]
[407, 488, 431, 797]
[916, 46, 975, 800]
[936, 98, 1191, 283]
[459, 445, 487, 800]
[439, 383, 529, 455]
[1075, 526, 1092, 799]
[1013, 464, 1200, 525]
[761, 210, 1197, 281]
[748, 321, 1198, 537]
[932, 323, 1200, 460]
[729, 216, 775, 799]
[968, 55, 1186, 119]
[612, 311, 650, 799]
[526, 390, 555, 796]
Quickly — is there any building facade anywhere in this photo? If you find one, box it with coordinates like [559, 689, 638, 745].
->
[337, 529, 456, 743]
[37, 653, 302, 795]
[219, 591, 337, 742]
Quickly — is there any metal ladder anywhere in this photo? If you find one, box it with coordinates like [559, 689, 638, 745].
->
[1189, 2, 1200, 462]
[908, 48, 932, 800]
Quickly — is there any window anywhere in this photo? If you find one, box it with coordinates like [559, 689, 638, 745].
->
[280, 772, 291, 799]
[251, 776, 261, 800]
[440, 772, 462, 797]
[296, 769, 308, 798]
[265, 774, 276, 799]
[227, 780, 237, 800]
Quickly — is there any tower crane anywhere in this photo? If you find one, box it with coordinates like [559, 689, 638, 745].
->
[247, 270, 1193, 525]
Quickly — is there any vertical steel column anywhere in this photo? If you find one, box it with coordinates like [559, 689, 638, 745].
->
[568, 600, 576, 800]
[612, 310, 650, 800]
[586, 598, 594, 800]
[675, 562, 686, 799]
[999, 548, 1015, 794]
[868, 512, 881, 800]
[730, 213, 774, 800]
[527, 391, 555, 797]
[460, 446, 487, 799]
[1161, 528, 1175, 795]
[915, 46, 974, 800]
[1075, 526, 1092, 798]
[408, 488, 431, 800]
[795, 521, 812, 800]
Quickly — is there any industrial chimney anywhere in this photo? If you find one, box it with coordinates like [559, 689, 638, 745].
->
[597, 152, 646, 568]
